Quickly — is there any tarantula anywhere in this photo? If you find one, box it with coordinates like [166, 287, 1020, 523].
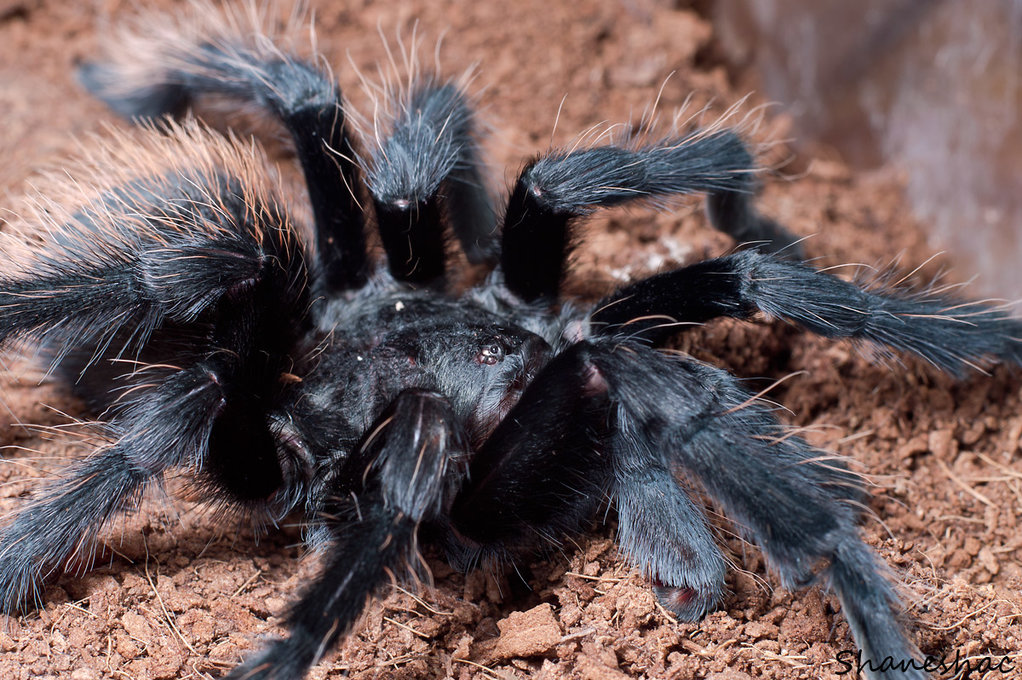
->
[1, 5, 1019, 680]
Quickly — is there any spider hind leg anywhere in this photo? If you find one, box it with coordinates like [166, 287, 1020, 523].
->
[78, 4, 368, 292]
[590, 249, 1022, 373]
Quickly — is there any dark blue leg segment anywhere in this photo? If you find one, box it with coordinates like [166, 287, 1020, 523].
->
[591, 250, 1022, 374]
[79, 35, 367, 292]
[365, 81, 494, 283]
[224, 390, 469, 680]
[500, 130, 799, 302]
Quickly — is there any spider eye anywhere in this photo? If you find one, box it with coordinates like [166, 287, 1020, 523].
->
[477, 343, 504, 365]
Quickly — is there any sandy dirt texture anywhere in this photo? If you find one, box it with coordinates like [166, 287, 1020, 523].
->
[1, 1, 1021, 679]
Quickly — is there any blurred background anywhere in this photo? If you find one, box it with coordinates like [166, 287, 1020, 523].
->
[712, 0, 1022, 298]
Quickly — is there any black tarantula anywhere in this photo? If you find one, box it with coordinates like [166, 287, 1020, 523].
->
[1, 5, 1020, 680]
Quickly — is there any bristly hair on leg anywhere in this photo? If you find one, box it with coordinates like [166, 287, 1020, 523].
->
[78, 0, 368, 292]
[346, 25, 497, 275]
[0, 120, 307, 372]
[80, 0, 318, 120]
[498, 109, 805, 302]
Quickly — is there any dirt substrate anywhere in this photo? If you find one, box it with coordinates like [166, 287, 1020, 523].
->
[1, 1, 1020, 679]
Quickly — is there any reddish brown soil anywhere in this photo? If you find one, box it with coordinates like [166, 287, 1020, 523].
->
[1, 1, 1020, 679]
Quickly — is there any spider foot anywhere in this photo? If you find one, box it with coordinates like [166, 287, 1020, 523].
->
[653, 582, 719, 623]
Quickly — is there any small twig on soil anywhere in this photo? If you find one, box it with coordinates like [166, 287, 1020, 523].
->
[936, 514, 985, 524]
[937, 458, 993, 506]
[200, 653, 238, 670]
[680, 638, 729, 657]
[1009, 480, 1022, 506]
[563, 571, 624, 583]
[975, 452, 1022, 480]
[184, 661, 216, 680]
[376, 654, 419, 668]
[142, 552, 198, 655]
[392, 583, 454, 615]
[683, 637, 706, 654]
[739, 642, 809, 668]
[383, 615, 431, 639]
[558, 627, 596, 644]
[232, 568, 262, 597]
[452, 657, 513, 680]
[64, 600, 97, 618]
[964, 475, 1021, 482]
[928, 599, 1001, 631]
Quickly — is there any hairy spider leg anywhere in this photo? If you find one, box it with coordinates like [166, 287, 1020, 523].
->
[593, 343, 923, 680]
[499, 130, 803, 302]
[0, 168, 306, 371]
[610, 442, 727, 623]
[0, 362, 226, 613]
[79, 20, 368, 292]
[453, 339, 922, 680]
[365, 79, 497, 283]
[225, 390, 470, 680]
[447, 342, 727, 622]
[0, 142, 313, 607]
[448, 344, 611, 555]
[590, 250, 1022, 373]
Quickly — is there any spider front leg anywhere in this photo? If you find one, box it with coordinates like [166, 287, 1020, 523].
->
[364, 79, 497, 282]
[589, 249, 1022, 372]
[499, 130, 803, 302]
[226, 390, 470, 680]
[0, 263, 301, 612]
[453, 340, 921, 680]
[450, 343, 727, 622]
[0, 122, 311, 606]
[0, 128, 307, 365]
[81, 4, 498, 288]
